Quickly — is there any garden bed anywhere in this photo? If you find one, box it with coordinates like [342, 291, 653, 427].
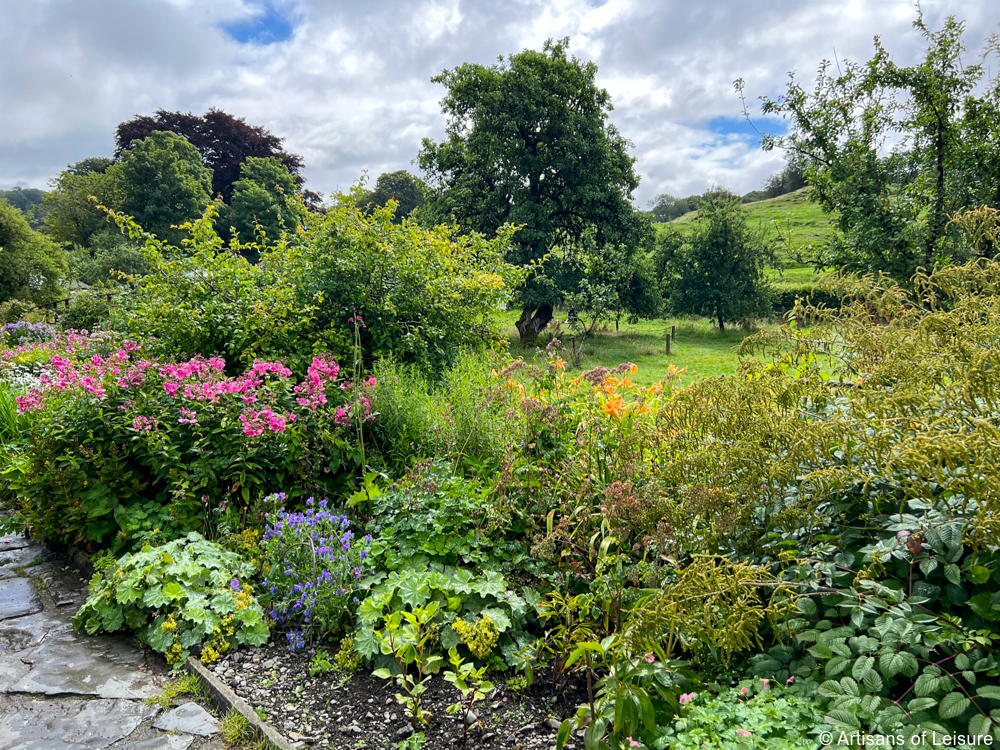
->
[212, 643, 589, 749]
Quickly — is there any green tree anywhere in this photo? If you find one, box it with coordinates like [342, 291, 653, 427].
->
[358, 171, 429, 223]
[0, 202, 68, 305]
[43, 161, 120, 248]
[221, 157, 301, 260]
[663, 193, 773, 331]
[419, 39, 644, 344]
[107, 131, 213, 245]
[743, 13, 1000, 279]
[0, 187, 48, 228]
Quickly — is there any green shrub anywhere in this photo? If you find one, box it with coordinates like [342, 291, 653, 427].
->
[355, 563, 538, 669]
[109, 194, 523, 374]
[73, 533, 268, 665]
[59, 289, 112, 331]
[366, 460, 521, 570]
[5, 346, 367, 551]
[657, 678, 825, 749]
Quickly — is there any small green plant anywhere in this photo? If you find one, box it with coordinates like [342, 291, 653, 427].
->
[146, 673, 204, 707]
[395, 732, 426, 750]
[309, 649, 334, 676]
[73, 533, 269, 665]
[372, 602, 445, 726]
[335, 635, 363, 671]
[443, 647, 495, 743]
[452, 614, 500, 661]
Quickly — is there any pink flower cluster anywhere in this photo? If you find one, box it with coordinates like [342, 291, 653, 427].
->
[17, 345, 145, 411]
[294, 355, 341, 409]
[239, 408, 296, 437]
[133, 416, 157, 431]
[158, 357, 292, 406]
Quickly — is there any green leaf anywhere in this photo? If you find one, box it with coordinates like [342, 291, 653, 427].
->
[976, 686, 1000, 701]
[939, 692, 971, 720]
[944, 563, 962, 587]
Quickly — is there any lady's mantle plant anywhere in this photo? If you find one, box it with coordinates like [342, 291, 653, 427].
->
[73, 532, 269, 665]
[262, 496, 372, 649]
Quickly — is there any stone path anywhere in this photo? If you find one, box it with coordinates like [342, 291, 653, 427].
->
[0, 534, 225, 750]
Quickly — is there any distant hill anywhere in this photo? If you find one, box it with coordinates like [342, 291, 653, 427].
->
[657, 187, 835, 257]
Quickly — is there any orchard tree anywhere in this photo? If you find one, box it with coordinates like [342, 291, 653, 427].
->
[419, 38, 644, 344]
[741, 13, 1000, 279]
[663, 192, 774, 332]
[107, 131, 213, 245]
[115, 108, 304, 202]
[0, 202, 68, 305]
[358, 170, 428, 223]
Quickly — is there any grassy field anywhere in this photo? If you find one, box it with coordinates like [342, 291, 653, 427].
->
[658, 187, 835, 259]
[503, 314, 764, 385]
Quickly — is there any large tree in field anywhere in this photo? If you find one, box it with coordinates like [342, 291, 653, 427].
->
[663, 192, 774, 332]
[107, 131, 213, 245]
[743, 13, 1000, 280]
[115, 108, 304, 202]
[419, 39, 643, 344]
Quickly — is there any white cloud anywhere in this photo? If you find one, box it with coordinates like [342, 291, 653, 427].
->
[1, 0, 997, 203]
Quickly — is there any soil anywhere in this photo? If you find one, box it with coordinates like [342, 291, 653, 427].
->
[212, 642, 591, 750]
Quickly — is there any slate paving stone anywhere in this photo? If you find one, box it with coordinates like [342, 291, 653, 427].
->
[8, 631, 160, 699]
[121, 735, 195, 750]
[152, 703, 220, 737]
[0, 578, 43, 621]
[0, 547, 43, 580]
[0, 695, 157, 750]
[0, 535, 33, 552]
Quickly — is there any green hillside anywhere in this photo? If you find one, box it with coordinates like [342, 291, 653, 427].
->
[657, 187, 835, 256]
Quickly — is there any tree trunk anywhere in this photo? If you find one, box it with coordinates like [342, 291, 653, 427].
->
[717, 315, 725, 332]
[515, 304, 554, 346]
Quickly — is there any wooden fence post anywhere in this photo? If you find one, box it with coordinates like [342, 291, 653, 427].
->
[671, 325, 676, 341]
[665, 332, 671, 355]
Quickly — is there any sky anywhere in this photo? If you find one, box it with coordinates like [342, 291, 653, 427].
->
[2, 0, 998, 206]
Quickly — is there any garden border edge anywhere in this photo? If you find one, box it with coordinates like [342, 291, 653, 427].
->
[186, 655, 296, 750]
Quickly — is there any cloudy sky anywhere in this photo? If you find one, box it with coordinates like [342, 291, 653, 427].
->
[2, 0, 997, 205]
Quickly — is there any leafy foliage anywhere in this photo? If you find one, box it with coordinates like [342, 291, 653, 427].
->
[660, 192, 774, 331]
[107, 131, 213, 245]
[746, 13, 1000, 279]
[73, 533, 268, 665]
[419, 38, 646, 342]
[0, 202, 67, 306]
[115, 108, 304, 202]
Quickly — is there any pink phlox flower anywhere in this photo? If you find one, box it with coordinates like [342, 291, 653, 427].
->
[644, 652, 655, 664]
[132, 416, 156, 431]
[178, 408, 198, 425]
[760, 679, 769, 690]
[736, 729, 752, 738]
[626, 738, 640, 748]
[739, 687, 748, 695]
[679, 692, 695, 706]
[786, 675, 795, 685]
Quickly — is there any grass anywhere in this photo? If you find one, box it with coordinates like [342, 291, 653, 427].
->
[220, 709, 260, 749]
[146, 673, 205, 707]
[503, 314, 765, 385]
[660, 187, 834, 256]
